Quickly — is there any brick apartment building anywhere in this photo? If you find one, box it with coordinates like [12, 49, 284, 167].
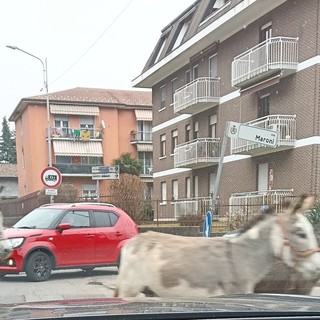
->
[9, 87, 153, 200]
[132, 0, 320, 219]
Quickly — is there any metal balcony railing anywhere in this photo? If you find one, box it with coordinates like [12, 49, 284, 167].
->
[232, 37, 299, 87]
[53, 163, 96, 175]
[231, 114, 296, 154]
[173, 77, 220, 114]
[229, 189, 294, 216]
[50, 127, 103, 140]
[130, 131, 152, 143]
[174, 138, 220, 168]
[172, 197, 212, 219]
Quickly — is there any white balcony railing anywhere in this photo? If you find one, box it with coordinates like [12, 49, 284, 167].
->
[173, 77, 220, 114]
[229, 189, 294, 216]
[173, 197, 212, 219]
[174, 138, 220, 168]
[231, 114, 296, 154]
[232, 37, 298, 87]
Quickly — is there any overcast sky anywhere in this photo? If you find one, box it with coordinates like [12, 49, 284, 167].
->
[1, 0, 194, 127]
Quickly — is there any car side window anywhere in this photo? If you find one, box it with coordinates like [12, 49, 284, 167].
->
[60, 211, 90, 228]
[93, 211, 119, 227]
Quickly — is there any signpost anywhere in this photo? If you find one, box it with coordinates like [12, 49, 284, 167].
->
[227, 121, 278, 148]
[92, 166, 120, 180]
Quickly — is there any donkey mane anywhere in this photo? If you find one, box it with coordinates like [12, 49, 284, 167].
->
[238, 206, 275, 234]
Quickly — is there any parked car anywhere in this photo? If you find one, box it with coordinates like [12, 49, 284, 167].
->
[0, 202, 139, 281]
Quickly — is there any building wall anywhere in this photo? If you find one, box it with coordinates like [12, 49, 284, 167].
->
[14, 99, 150, 198]
[151, 0, 320, 211]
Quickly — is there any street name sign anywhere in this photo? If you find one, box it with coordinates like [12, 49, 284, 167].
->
[227, 121, 278, 148]
[92, 172, 119, 180]
[92, 166, 119, 174]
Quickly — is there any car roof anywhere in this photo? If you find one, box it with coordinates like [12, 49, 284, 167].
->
[40, 202, 118, 210]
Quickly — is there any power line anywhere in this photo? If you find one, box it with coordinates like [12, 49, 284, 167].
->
[50, 0, 134, 86]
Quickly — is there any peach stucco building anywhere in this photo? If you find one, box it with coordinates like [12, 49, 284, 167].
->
[9, 87, 153, 199]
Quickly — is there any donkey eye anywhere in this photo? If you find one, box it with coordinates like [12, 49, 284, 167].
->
[297, 231, 307, 238]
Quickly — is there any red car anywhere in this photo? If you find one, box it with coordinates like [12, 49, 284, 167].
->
[0, 203, 139, 281]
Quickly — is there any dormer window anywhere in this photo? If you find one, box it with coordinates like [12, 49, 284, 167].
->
[201, 0, 228, 23]
[172, 20, 190, 50]
[154, 36, 167, 64]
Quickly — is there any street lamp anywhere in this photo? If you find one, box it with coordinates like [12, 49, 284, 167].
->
[6, 45, 53, 202]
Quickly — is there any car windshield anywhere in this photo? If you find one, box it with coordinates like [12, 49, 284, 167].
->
[13, 208, 65, 229]
[2, 0, 320, 320]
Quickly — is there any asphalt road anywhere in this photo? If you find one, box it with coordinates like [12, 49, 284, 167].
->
[1, 268, 320, 304]
[0, 267, 118, 304]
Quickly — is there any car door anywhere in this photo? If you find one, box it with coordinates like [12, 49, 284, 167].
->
[92, 210, 126, 264]
[53, 210, 96, 266]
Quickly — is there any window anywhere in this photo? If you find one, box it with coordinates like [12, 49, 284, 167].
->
[161, 181, 167, 204]
[172, 180, 178, 200]
[185, 124, 191, 142]
[209, 114, 217, 138]
[81, 156, 103, 165]
[193, 176, 198, 198]
[138, 152, 153, 175]
[258, 94, 270, 118]
[61, 211, 90, 228]
[171, 129, 178, 154]
[192, 65, 198, 80]
[171, 77, 179, 104]
[260, 21, 272, 42]
[160, 134, 166, 157]
[172, 20, 190, 50]
[56, 156, 72, 164]
[93, 211, 119, 227]
[209, 54, 218, 78]
[201, 0, 227, 22]
[154, 36, 167, 64]
[185, 177, 191, 198]
[82, 184, 97, 199]
[160, 85, 166, 110]
[193, 121, 199, 139]
[54, 116, 69, 137]
[185, 70, 191, 84]
[137, 121, 152, 141]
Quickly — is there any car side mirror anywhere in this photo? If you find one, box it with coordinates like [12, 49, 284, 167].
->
[57, 223, 71, 233]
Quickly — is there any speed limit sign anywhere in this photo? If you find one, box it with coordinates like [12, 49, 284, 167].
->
[41, 167, 62, 189]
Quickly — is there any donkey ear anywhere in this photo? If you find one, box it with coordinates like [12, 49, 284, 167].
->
[291, 194, 315, 214]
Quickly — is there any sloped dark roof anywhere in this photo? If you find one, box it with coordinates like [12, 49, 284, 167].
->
[0, 164, 18, 178]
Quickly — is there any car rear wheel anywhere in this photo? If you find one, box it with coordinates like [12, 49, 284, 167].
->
[25, 251, 52, 282]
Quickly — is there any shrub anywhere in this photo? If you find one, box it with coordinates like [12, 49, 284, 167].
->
[178, 213, 203, 227]
[305, 202, 320, 225]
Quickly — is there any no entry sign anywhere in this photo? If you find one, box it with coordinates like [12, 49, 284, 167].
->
[41, 167, 62, 189]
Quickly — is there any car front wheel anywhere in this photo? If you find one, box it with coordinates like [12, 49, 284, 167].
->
[25, 251, 52, 282]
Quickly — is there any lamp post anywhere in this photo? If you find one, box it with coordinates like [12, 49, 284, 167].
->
[6, 45, 53, 202]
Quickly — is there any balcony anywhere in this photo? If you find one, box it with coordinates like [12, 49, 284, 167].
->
[173, 197, 212, 219]
[173, 77, 220, 115]
[50, 127, 103, 140]
[229, 189, 294, 216]
[174, 138, 220, 169]
[53, 163, 95, 176]
[232, 37, 299, 88]
[231, 115, 296, 155]
[130, 131, 152, 144]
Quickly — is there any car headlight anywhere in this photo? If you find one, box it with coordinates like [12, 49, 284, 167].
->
[9, 238, 25, 248]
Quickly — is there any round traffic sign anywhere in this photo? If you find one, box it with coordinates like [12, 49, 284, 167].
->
[41, 167, 62, 189]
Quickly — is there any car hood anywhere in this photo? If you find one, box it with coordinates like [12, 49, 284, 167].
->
[3, 228, 44, 238]
[1, 294, 320, 320]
